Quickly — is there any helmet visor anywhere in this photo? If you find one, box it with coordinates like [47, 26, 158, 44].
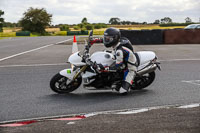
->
[103, 36, 114, 44]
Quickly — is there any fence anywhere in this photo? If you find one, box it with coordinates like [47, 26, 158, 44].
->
[120, 29, 164, 45]
[1, 29, 200, 44]
[67, 31, 88, 36]
[16, 31, 30, 36]
[164, 29, 200, 44]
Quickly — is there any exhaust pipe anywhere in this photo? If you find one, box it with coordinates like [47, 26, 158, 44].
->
[137, 64, 157, 76]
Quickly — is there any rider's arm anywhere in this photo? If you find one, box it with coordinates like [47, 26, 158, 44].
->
[89, 37, 103, 45]
[93, 49, 125, 72]
[113, 49, 125, 70]
[103, 49, 125, 72]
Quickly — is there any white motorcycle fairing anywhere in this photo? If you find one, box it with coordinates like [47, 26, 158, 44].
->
[136, 51, 156, 71]
[60, 51, 156, 79]
[63, 51, 115, 79]
[59, 69, 77, 80]
[68, 52, 86, 66]
[68, 51, 115, 67]
[90, 51, 115, 67]
[81, 51, 115, 83]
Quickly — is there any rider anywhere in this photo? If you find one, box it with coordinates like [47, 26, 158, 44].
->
[91, 28, 137, 94]
[103, 28, 137, 94]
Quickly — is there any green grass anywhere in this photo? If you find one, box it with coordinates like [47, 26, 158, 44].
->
[93, 30, 105, 35]
[0, 37, 7, 40]
[30, 33, 39, 37]
[0, 25, 187, 37]
[0, 32, 16, 37]
[92, 25, 185, 35]
[53, 31, 67, 36]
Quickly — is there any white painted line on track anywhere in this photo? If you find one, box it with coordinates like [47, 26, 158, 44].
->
[1, 58, 200, 68]
[177, 103, 200, 109]
[0, 103, 199, 124]
[0, 38, 73, 62]
[0, 63, 67, 68]
[0, 44, 54, 62]
[116, 108, 149, 114]
[55, 39, 72, 44]
[160, 58, 200, 62]
[67, 122, 76, 125]
[182, 80, 200, 86]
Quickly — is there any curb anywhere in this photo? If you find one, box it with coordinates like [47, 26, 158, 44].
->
[0, 103, 199, 127]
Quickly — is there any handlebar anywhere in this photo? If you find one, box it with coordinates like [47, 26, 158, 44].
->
[81, 30, 109, 73]
[82, 30, 95, 63]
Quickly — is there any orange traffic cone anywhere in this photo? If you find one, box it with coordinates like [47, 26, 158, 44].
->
[72, 35, 78, 54]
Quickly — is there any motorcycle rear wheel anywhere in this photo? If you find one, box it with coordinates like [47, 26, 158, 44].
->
[131, 71, 155, 90]
[50, 73, 82, 94]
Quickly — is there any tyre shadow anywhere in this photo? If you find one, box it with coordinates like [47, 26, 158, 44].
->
[46, 89, 151, 101]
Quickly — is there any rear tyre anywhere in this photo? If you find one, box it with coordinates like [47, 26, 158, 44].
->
[131, 71, 155, 90]
[50, 73, 82, 94]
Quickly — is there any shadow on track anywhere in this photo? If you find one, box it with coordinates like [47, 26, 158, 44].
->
[45, 89, 151, 102]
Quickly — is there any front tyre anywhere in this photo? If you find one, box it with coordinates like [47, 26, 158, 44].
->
[50, 73, 82, 94]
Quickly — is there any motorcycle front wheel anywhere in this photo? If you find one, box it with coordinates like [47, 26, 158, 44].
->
[50, 73, 82, 94]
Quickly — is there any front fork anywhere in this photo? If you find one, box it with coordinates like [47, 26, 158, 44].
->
[72, 65, 88, 81]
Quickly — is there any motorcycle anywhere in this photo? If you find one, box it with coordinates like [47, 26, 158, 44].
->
[50, 31, 161, 94]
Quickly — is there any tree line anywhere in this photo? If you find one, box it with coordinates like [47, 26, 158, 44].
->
[0, 8, 199, 34]
[109, 17, 194, 25]
[0, 8, 108, 35]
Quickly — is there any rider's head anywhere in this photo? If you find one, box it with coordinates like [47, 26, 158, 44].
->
[103, 27, 121, 48]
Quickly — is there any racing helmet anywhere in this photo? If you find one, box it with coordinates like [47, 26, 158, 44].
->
[103, 27, 121, 48]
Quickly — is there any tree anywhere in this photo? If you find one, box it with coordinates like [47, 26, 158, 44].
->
[121, 21, 131, 25]
[85, 24, 93, 30]
[121, 21, 126, 25]
[153, 19, 160, 24]
[81, 17, 88, 24]
[60, 24, 70, 31]
[73, 25, 80, 30]
[109, 18, 121, 25]
[161, 17, 172, 24]
[126, 21, 131, 25]
[77, 23, 84, 29]
[142, 22, 147, 25]
[3, 22, 20, 27]
[185, 17, 192, 23]
[131, 21, 140, 25]
[19, 7, 52, 34]
[94, 24, 102, 29]
[0, 10, 4, 32]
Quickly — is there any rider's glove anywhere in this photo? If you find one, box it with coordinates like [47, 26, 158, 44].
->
[93, 63, 107, 73]
[85, 58, 93, 65]
[93, 63, 103, 70]
[97, 64, 105, 71]
[89, 38, 103, 45]
[108, 66, 122, 72]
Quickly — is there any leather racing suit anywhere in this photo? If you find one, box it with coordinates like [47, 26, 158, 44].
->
[112, 37, 137, 91]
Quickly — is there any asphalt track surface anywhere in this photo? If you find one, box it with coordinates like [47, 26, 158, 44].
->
[0, 37, 200, 123]
[1, 106, 199, 133]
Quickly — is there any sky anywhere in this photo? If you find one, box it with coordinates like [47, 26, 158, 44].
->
[0, 0, 199, 25]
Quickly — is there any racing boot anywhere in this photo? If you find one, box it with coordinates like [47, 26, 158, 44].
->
[119, 87, 128, 94]
[119, 81, 130, 95]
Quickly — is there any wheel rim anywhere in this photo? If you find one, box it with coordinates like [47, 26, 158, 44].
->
[132, 72, 155, 90]
[55, 77, 68, 90]
[138, 73, 151, 86]
[55, 77, 80, 91]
